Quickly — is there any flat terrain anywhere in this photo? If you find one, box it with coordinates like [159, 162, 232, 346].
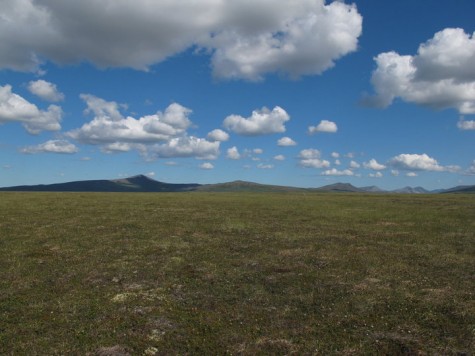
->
[0, 192, 474, 355]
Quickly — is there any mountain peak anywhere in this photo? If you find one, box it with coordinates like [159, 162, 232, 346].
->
[0, 176, 473, 194]
[317, 182, 363, 192]
[112, 174, 157, 184]
[392, 186, 429, 194]
[128, 174, 156, 181]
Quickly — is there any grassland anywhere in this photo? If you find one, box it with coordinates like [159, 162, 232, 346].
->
[0, 192, 474, 355]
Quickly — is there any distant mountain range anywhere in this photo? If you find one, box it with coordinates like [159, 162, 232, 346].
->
[0, 175, 473, 194]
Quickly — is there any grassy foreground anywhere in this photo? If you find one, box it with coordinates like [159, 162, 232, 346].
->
[0, 192, 474, 355]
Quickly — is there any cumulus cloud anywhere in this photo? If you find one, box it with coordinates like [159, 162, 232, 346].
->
[0, 0, 362, 80]
[406, 172, 418, 177]
[257, 163, 274, 169]
[67, 94, 219, 160]
[227, 146, 241, 160]
[369, 172, 383, 178]
[206, 1, 362, 80]
[274, 154, 285, 161]
[207, 129, 230, 142]
[101, 142, 137, 153]
[223, 106, 289, 135]
[467, 161, 475, 175]
[20, 140, 78, 154]
[146, 137, 220, 160]
[321, 168, 354, 176]
[366, 28, 475, 114]
[389, 153, 460, 172]
[68, 95, 192, 144]
[0, 84, 62, 134]
[457, 118, 475, 130]
[80, 94, 124, 122]
[27, 80, 64, 102]
[349, 160, 360, 169]
[277, 136, 297, 146]
[298, 149, 330, 168]
[308, 120, 338, 134]
[200, 162, 214, 170]
[364, 159, 386, 171]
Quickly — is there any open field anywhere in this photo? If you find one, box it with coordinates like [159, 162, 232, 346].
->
[0, 192, 474, 355]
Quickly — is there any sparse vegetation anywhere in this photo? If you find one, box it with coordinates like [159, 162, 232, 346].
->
[0, 192, 474, 354]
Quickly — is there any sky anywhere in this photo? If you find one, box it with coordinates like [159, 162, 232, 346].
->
[0, 0, 474, 190]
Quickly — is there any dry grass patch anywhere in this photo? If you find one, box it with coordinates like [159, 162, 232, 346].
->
[0, 192, 474, 354]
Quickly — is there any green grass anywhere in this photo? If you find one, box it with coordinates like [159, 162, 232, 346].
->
[0, 192, 474, 355]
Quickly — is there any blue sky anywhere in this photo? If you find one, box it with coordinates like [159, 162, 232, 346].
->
[0, 0, 474, 190]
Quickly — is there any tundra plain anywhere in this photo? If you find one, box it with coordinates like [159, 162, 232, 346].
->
[0, 192, 474, 355]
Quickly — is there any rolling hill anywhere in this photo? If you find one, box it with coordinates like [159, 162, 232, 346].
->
[0, 175, 200, 193]
[196, 180, 305, 193]
[0, 175, 473, 194]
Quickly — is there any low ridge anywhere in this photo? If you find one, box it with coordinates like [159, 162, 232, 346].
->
[315, 183, 363, 193]
[0, 176, 473, 194]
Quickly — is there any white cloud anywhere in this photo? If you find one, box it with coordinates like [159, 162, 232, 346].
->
[27, 80, 64, 102]
[200, 162, 214, 170]
[331, 152, 340, 158]
[0, 84, 62, 134]
[413, 28, 475, 83]
[0, 0, 362, 81]
[67, 94, 220, 160]
[366, 28, 475, 114]
[207, 1, 362, 80]
[146, 172, 156, 177]
[457, 118, 475, 130]
[389, 153, 460, 172]
[274, 154, 285, 161]
[101, 142, 136, 153]
[223, 106, 289, 135]
[334, 159, 341, 166]
[207, 129, 230, 142]
[391, 170, 399, 176]
[68, 95, 192, 145]
[146, 137, 220, 160]
[277, 137, 297, 146]
[349, 160, 360, 169]
[227, 146, 241, 160]
[257, 163, 274, 169]
[321, 168, 354, 176]
[467, 161, 475, 175]
[20, 140, 78, 154]
[298, 149, 330, 168]
[253, 148, 263, 154]
[80, 94, 124, 122]
[308, 120, 338, 134]
[369, 172, 383, 178]
[406, 172, 418, 177]
[364, 159, 386, 171]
